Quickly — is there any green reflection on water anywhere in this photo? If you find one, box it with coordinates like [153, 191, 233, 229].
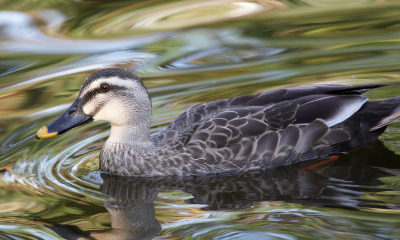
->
[0, 0, 400, 239]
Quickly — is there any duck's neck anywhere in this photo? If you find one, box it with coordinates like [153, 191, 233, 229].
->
[107, 125, 152, 147]
[100, 124, 157, 175]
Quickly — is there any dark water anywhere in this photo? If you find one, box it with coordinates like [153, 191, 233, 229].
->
[1, 0, 400, 239]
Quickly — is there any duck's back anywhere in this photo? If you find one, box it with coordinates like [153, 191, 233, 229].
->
[151, 84, 400, 174]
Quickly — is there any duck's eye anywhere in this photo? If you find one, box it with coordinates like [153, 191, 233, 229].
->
[100, 84, 110, 92]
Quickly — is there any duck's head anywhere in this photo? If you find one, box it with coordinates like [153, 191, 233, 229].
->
[36, 68, 152, 139]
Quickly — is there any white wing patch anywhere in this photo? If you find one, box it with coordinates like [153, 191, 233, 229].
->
[297, 95, 368, 127]
[324, 96, 368, 127]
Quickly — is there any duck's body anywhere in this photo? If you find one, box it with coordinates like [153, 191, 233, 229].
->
[37, 68, 400, 176]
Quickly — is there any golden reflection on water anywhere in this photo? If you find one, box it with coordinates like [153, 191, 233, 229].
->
[70, 0, 285, 36]
[1, 0, 400, 239]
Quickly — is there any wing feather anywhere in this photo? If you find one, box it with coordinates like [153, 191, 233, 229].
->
[153, 84, 384, 147]
[151, 84, 387, 174]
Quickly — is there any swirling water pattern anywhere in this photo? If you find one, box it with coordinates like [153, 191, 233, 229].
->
[1, 0, 400, 239]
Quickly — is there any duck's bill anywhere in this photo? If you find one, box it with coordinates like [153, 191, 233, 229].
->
[36, 100, 93, 139]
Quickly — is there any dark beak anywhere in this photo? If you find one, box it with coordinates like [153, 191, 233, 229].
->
[36, 99, 93, 139]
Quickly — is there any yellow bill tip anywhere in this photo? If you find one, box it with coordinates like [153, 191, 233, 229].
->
[36, 126, 58, 139]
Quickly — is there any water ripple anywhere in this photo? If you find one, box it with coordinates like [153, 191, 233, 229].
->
[71, 0, 285, 35]
[0, 10, 174, 56]
[165, 47, 285, 69]
[1, 1, 400, 239]
[11, 129, 108, 203]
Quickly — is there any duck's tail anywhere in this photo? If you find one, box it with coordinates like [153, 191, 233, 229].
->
[260, 95, 400, 169]
[327, 95, 400, 153]
[369, 96, 400, 131]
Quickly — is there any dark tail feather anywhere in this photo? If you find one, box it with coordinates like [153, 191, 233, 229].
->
[370, 96, 400, 131]
[328, 84, 388, 95]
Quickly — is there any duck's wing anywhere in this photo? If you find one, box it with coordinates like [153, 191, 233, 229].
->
[150, 84, 395, 173]
[152, 84, 386, 148]
[169, 102, 352, 172]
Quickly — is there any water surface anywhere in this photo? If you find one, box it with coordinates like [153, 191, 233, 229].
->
[1, 0, 400, 239]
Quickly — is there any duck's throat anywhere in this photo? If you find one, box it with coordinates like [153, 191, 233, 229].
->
[108, 125, 151, 144]
[99, 125, 155, 175]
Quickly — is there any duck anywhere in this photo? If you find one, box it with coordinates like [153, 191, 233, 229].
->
[36, 68, 400, 176]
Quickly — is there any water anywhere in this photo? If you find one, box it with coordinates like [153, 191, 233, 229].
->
[1, 0, 400, 239]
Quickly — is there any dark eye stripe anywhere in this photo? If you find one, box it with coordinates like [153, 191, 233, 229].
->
[81, 85, 127, 105]
[81, 88, 100, 105]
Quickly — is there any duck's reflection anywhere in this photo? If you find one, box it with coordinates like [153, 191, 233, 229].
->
[41, 180, 161, 240]
[44, 140, 400, 239]
[100, 179, 161, 240]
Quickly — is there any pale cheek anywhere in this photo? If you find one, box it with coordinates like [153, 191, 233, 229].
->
[82, 102, 96, 116]
[93, 101, 129, 126]
[82, 93, 107, 116]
